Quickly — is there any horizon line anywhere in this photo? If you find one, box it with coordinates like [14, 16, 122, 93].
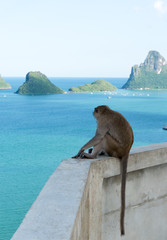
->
[3, 76, 128, 79]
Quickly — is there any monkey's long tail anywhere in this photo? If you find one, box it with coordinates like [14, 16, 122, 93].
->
[120, 154, 128, 236]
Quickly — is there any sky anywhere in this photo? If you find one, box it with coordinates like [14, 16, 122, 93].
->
[0, 0, 167, 77]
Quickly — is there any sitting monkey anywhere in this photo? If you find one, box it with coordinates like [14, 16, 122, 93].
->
[73, 105, 134, 235]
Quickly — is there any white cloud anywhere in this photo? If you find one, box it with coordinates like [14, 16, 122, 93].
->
[154, 1, 167, 14]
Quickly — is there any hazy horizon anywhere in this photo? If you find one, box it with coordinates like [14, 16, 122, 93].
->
[3, 75, 129, 78]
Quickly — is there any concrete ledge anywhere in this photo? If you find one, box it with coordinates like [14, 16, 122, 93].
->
[11, 142, 167, 240]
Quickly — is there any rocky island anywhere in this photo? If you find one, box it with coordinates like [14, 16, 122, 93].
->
[122, 51, 167, 89]
[69, 79, 117, 92]
[0, 75, 11, 89]
[16, 71, 64, 94]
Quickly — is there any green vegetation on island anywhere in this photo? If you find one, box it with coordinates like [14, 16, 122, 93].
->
[122, 51, 167, 89]
[0, 75, 11, 89]
[15, 71, 64, 94]
[69, 79, 117, 92]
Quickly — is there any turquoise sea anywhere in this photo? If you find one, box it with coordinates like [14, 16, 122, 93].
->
[0, 77, 167, 240]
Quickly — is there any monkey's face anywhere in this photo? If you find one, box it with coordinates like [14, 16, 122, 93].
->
[93, 106, 104, 118]
[93, 107, 99, 119]
[93, 105, 109, 119]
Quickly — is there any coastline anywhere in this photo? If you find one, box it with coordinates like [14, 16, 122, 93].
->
[124, 88, 167, 91]
[0, 87, 12, 89]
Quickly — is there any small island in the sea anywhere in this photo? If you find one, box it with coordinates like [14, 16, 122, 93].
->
[0, 75, 11, 89]
[69, 79, 117, 92]
[122, 50, 167, 89]
[15, 71, 64, 94]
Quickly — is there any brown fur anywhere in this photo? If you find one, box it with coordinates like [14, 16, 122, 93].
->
[73, 105, 134, 235]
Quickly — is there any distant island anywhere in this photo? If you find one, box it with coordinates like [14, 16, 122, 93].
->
[69, 79, 117, 92]
[122, 50, 167, 89]
[16, 71, 64, 94]
[0, 75, 11, 89]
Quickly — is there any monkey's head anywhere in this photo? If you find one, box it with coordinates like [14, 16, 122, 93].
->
[93, 105, 110, 119]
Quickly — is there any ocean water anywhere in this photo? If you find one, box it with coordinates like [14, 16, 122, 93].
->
[0, 77, 167, 240]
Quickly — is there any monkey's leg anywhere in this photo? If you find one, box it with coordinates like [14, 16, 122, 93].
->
[72, 135, 105, 158]
[89, 148, 105, 156]
[104, 134, 123, 158]
[81, 143, 103, 159]
[80, 152, 95, 159]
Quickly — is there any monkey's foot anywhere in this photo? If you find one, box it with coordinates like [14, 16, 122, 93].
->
[72, 154, 81, 159]
[80, 153, 95, 159]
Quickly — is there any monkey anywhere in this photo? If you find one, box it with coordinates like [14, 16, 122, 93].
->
[73, 105, 134, 236]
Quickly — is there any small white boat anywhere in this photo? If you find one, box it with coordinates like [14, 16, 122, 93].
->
[162, 126, 167, 130]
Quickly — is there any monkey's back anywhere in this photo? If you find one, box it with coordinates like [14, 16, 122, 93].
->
[105, 109, 134, 152]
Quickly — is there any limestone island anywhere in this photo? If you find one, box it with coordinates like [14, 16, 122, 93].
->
[0, 75, 11, 89]
[122, 50, 167, 90]
[15, 71, 64, 94]
[69, 79, 117, 93]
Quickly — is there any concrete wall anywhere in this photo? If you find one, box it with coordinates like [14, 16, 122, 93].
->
[12, 142, 167, 240]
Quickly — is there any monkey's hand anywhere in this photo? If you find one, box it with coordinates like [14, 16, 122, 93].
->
[72, 149, 85, 159]
[72, 149, 96, 159]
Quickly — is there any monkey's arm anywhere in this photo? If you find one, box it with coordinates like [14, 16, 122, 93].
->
[82, 134, 104, 149]
[72, 133, 105, 158]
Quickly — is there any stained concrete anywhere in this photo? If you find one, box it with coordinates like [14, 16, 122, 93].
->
[11, 142, 167, 240]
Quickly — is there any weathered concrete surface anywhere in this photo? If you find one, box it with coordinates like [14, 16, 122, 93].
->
[11, 142, 167, 240]
[102, 163, 167, 239]
[11, 158, 94, 240]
